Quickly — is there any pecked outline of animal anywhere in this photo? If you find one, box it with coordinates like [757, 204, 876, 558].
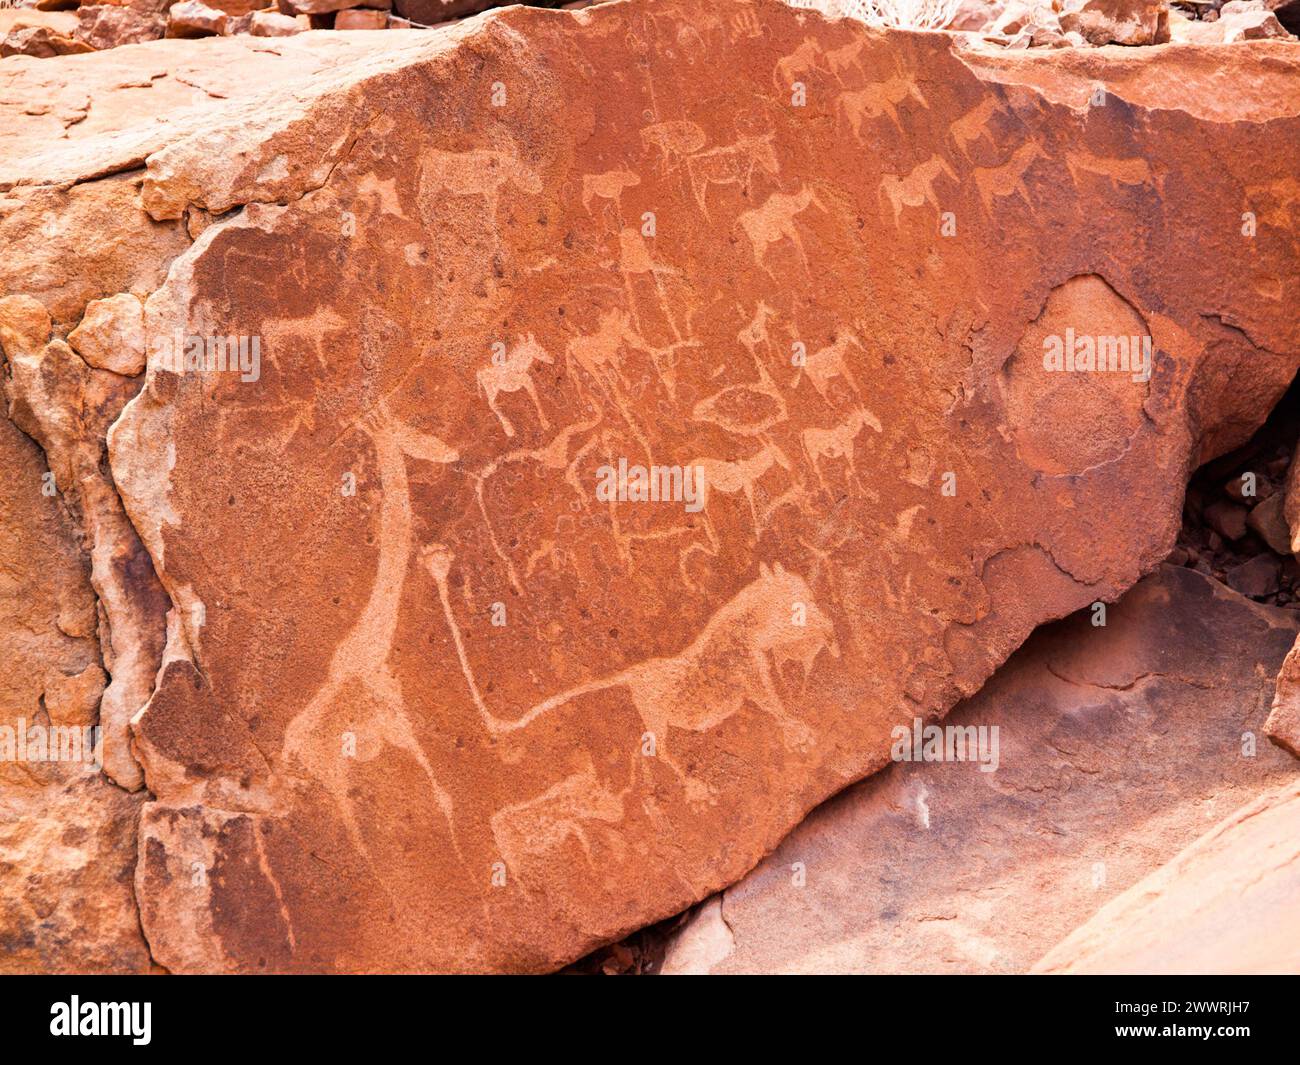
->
[416, 147, 543, 223]
[495, 563, 839, 782]
[793, 328, 863, 402]
[581, 168, 642, 217]
[973, 141, 1047, 216]
[476, 333, 554, 439]
[802, 408, 882, 493]
[737, 186, 827, 276]
[837, 74, 929, 139]
[685, 132, 782, 217]
[688, 442, 793, 539]
[639, 120, 708, 176]
[1063, 148, 1163, 196]
[948, 98, 1000, 162]
[281, 400, 464, 892]
[879, 154, 957, 228]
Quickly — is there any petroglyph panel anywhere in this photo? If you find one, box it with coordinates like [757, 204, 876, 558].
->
[95, 0, 1300, 972]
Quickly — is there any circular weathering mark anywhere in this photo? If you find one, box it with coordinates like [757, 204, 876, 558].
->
[1001, 274, 1154, 477]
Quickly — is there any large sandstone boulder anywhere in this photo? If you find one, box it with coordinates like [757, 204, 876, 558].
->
[661, 565, 1300, 973]
[1034, 777, 1300, 973]
[2, 0, 1299, 973]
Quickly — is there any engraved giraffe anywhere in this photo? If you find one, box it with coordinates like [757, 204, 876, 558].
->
[281, 402, 463, 882]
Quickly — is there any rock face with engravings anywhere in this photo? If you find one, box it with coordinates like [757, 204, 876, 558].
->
[1, 0, 1299, 972]
[659, 565, 1300, 974]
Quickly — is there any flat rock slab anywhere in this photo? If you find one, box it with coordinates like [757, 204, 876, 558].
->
[1035, 775, 1300, 974]
[0, 1, 1294, 972]
[662, 565, 1300, 973]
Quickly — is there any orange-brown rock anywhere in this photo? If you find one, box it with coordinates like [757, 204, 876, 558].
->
[166, 0, 230, 37]
[1034, 777, 1300, 973]
[335, 8, 388, 28]
[99, 3, 1300, 973]
[2, 28, 441, 976]
[391, 0, 502, 26]
[0, 296, 169, 792]
[0, 409, 150, 973]
[2, 0, 1299, 974]
[74, 5, 167, 50]
[1267, 636, 1300, 757]
[283, 0, 389, 14]
[247, 10, 306, 34]
[1, 23, 94, 58]
[661, 566, 1300, 973]
[1059, 0, 1171, 43]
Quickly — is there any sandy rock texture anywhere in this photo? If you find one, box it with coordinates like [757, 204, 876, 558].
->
[1034, 776, 1300, 973]
[0, 410, 150, 973]
[0, 0, 1298, 974]
[661, 565, 1299, 973]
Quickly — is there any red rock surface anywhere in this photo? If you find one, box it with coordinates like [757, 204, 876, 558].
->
[660, 565, 1300, 973]
[0, 410, 150, 973]
[0, 0, 1298, 974]
[1034, 776, 1300, 973]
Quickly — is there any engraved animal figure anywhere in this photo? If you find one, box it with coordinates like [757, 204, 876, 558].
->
[581, 168, 641, 216]
[774, 39, 824, 91]
[973, 141, 1046, 215]
[281, 402, 462, 885]
[685, 132, 781, 216]
[426, 553, 838, 765]
[949, 98, 999, 161]
[617, 226, 688, 346]
[489, 757, 632, 886]
[737, 187, 825, 275]
[880, 154, 957, 227]
[640, 120, 707, 175]
[567, 308, 639, 397]
[838, 75, 928, 138]
[476, 333, 554, 438]
[794, 329, 863, 402]
[1064, 149, 1161, 195]
[802, 408, 882, 492]
[738, 301, 779, 360]
[502, 563, 839, 779]
[825, 38, 867, 80]
[690, 443, 792, 535]
[417, 148, 542, 223]
[566, 308, 694, 446]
